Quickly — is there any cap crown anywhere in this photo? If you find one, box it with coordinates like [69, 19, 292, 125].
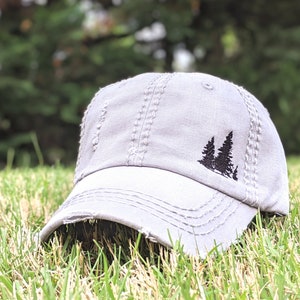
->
[75, 73, 289, 215]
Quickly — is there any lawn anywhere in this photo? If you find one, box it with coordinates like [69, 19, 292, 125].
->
[0, 159, 299, 299]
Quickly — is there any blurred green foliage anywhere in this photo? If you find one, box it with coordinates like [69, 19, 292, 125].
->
[0, 0, 300, 167]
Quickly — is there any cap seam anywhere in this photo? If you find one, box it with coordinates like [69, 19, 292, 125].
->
[127, 73, 174, 166]
[91, 101, 108, 152]
[127, 74, 163, 165]
[236, 86, 262, 206]
[139, 73, 174, 165]
[74, 87, 103, 183]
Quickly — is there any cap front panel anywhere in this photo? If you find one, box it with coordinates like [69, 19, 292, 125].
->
[140, 73, 252, 202]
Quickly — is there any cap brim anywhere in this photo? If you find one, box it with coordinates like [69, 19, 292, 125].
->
[39, 166, 257, 257]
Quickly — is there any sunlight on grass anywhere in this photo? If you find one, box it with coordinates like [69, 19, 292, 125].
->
[0, 160, 299, 299]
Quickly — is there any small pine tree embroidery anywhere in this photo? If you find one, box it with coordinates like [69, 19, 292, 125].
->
[232, 166, 238, 181]
[198, 131, 238, 181]
[197, 137, 215, 170]
[214, 131, 234, 177]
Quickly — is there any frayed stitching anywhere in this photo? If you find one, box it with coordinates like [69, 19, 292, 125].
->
[91, 101, 108, 152]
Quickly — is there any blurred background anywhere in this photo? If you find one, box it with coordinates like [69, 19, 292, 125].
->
[1, 0, 300, 168]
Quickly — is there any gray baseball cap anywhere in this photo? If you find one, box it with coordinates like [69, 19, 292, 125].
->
[39, 72, 289, 257]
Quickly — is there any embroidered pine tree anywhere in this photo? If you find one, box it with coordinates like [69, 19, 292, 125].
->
[198, 131, 238, 181]
[198, 137, 215, 170]
[214, 131, 234, 177]
[232, 165, 238, 181]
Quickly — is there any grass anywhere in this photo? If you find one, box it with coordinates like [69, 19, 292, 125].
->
[0, 160, 299, 300]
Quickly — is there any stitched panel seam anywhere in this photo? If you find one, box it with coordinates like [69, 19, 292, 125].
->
[236, 86, 262, 206]
[74, 88, 103, 183]
[91, 101, 108, 152]
[127, 74, 163, 165]
[139, 73, 174, 166]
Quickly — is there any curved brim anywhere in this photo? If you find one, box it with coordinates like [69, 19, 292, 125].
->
[39, 166, 257, 257]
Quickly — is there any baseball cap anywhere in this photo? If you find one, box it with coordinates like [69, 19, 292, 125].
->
[39, 72, 289, 257]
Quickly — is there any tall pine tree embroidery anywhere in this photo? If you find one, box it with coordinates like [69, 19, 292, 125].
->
[232, 166, 238, 181]
[198, 131, 238, 181]
[197, 137, 215, 170]
[214, 131, 234, 177]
